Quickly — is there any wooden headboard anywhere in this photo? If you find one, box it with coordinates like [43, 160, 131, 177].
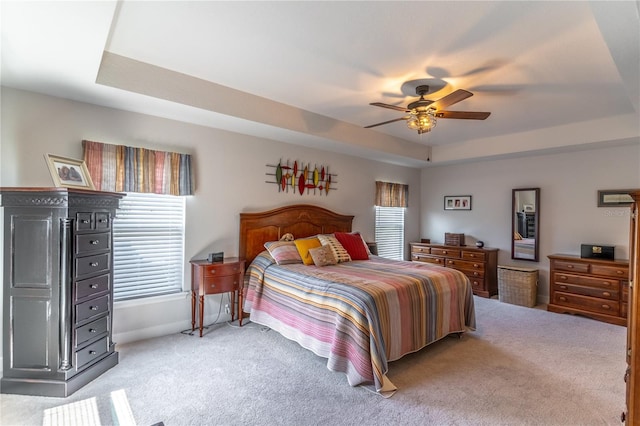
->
[239, 204, 354, 265]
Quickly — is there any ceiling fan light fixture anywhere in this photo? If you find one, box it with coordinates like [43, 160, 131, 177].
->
[407, 108, 437, 133]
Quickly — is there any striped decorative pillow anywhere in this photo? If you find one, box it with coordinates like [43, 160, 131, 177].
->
[264, 240, 303, 265]
[317, 234, 351, 263]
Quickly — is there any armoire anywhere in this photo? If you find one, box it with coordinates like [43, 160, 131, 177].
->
[625, 190, 640, 424]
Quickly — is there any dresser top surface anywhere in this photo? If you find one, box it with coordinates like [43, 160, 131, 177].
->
[410, 242, 498, 252]
[548, 253, 629, 265]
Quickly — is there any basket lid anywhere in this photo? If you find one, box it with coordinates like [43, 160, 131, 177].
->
[498, 265, 539, 272]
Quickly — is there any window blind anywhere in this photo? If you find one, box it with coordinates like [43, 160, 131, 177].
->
[113, 192, 185, 301]
[374, 206, 405, 260]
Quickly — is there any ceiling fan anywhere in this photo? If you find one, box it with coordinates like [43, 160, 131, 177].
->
[365, 85, 491, 134]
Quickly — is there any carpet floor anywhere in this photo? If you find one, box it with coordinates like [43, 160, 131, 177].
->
[0, 296, 628, 425]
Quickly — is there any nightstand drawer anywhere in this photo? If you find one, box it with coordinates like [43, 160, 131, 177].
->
[203, 263, 243, 277]
[203, 275, 240, 294]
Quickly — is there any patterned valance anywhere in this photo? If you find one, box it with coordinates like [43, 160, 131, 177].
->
[83, 140, 193, 195]
[375, 181, 408, 207]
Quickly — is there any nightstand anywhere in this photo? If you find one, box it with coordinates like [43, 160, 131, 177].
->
[190, 257, 245, 337]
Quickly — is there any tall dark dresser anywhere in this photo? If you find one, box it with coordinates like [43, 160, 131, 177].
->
[1, 187, 123, 396]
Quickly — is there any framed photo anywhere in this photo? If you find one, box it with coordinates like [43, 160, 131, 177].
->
[444, 195, 472, 211]
[597, 189, 635, 207]
[45, 154, 95, 190]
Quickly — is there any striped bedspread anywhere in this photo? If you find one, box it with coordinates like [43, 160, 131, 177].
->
[243, 252, 476, 395]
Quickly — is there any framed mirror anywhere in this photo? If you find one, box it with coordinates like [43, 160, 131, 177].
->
[512, 188, 540, 261]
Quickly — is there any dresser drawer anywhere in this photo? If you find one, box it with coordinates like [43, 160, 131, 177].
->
[203, 262, 243, 277]
[76, 295, 109, 323]
[76, 212, 93, 231]
[76, 316, 109, 347]
[412, 255, 445, 266]
[411, 245, 430, 255]
[76, 337, 108, 369]
[76, 232, 110, 254]
[94, 212, 110, 230]
[76, 253, 110, 278]
[461, 250, 486, 261]
[552, 282, 619, 300]
[590, 264, 629, 279]
[553, 292, 619, 316]
[431, 248, 460, 258]
[203, 275, 241, 294]
[468, 277, 486, 292]
[552, 260, 590, 274]
[446, 258, 484, 272]
[552, 272, 618, 290]
[75, 274, 110, 302]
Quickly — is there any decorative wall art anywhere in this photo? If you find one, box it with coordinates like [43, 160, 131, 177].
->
[444, 195, 472, 210]
[266, 159, 337, 195]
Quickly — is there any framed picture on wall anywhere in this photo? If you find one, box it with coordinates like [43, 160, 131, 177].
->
[597, 189, 634, 207]
[45, 154, 95, 190]
[444, 195, 472, 211]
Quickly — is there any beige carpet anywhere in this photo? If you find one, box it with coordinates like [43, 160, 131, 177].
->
[0, 296, 627, 425]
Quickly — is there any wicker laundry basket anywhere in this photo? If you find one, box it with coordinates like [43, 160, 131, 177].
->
[498, 265, 538, 307]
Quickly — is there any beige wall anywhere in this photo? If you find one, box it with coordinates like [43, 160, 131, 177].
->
[0, 87, 421, 345]
[421, 143, 640, 303]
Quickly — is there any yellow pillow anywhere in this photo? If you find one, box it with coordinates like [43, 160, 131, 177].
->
[294, 237, 322, 265]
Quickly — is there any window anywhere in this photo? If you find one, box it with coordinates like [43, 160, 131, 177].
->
[374, 206, 405, 260]
[112, 192, 185, 301]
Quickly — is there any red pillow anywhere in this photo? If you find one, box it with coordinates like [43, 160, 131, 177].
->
[334, 232, 369, 260]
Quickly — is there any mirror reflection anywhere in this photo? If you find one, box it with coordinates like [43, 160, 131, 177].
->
[512, 188, 540, 261]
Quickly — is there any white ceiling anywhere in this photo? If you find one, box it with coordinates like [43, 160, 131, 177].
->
[2, 1, 639, 168]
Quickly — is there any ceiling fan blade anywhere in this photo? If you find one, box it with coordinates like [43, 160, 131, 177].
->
[370, 102, 409, 112]
[364, 116, 409, 128]
[435, 111, 491, 120]
[431, 89, 473, 110]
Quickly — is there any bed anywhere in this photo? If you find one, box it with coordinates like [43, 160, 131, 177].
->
[514, 238, 536, 260]
[239, 204, 476, 396]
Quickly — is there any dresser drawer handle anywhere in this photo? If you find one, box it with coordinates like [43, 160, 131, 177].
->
[90, 262, 99, 267]
[602, 304, 611, 310]
[90, 284, 99, 289]
[566, 265, 574, 269]
[210, 284, 216, 289]
[90, 240, 100, 245]
[469, 254, 476, 258]
[89, 350, 97, 355]
[473, 263, 479, 268]
[448, 260, 454, 265]
[559, 296, 567, 302]
[89, 328, 97, 333]
[559, 285, 568, 290]
[81, 219, 90, 224]
[210, 270, 216, 274]
[602, 292, 611, 297]
[616, 270, 624, 275]
[559, 275, 567, 280]
[472, 281, 480, 286]
[98, 218, 106, 223]
[442, 250, 448, 254]
[602, 281, 611, 287]
[90, 306, 99, 311]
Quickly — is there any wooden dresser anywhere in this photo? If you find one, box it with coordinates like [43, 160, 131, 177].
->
[547, 254, 629, 326]
[1, 188, 123, 397]
[410, 242, 499, 298]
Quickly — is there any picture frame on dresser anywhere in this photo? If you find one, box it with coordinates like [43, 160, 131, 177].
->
[45, 154, 95, 190]
[444, 195, 472, 211]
